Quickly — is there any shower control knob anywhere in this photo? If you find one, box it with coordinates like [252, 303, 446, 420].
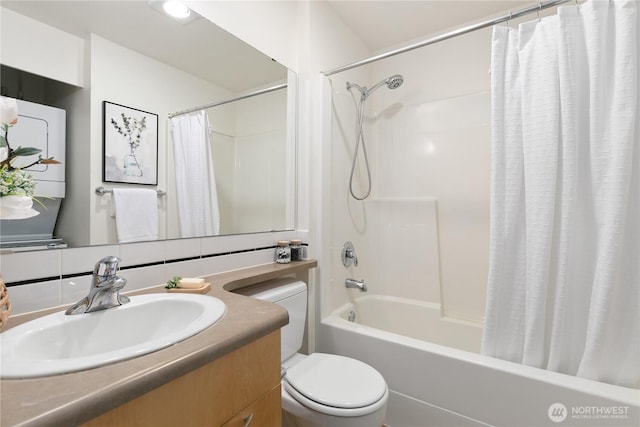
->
[342, 241, 359, 267]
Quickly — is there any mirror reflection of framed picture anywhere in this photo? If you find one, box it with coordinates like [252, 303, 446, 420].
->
[102, 101, 158, 185]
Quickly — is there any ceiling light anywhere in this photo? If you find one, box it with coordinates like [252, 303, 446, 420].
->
[148, 1, 199, 24]
[162, 1, 191, 19]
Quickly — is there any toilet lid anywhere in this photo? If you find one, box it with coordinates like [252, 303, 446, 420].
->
[284, 353, 387, 409]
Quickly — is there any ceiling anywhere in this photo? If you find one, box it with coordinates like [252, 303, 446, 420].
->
[0, 0, 286, 92]
[325, 0, 532, 53]
[2, 0, 536, 91]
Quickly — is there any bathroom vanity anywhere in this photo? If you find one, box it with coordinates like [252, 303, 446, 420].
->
[0, 260, 317, 427]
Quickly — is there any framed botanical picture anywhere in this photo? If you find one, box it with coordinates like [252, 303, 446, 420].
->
[102, 101, 158, 185]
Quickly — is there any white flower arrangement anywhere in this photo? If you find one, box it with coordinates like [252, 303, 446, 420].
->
[0, 166, 36, 197]
[0, 96, 61, 219]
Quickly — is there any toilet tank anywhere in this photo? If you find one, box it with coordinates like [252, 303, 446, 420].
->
[235, 278, 307, 362]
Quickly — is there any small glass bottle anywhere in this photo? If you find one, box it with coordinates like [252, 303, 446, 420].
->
[290, 239, 303, 261]
[275, 240, 291, 264]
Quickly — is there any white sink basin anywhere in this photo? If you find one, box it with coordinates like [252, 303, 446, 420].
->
[0, 293, 226, 379]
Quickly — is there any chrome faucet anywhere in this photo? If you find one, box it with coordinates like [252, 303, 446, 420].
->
[345, 278, 367, 292]
[341, 241, 359, 267]
[65, 256, 130, 315]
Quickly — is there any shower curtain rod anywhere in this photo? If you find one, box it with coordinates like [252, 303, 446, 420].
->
[322, 0, 573, 76]
[168, 83, 287, 118]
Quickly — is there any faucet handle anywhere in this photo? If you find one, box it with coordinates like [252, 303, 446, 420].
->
[341, 241, 359, 267]
[110, 276, 127, 290]
[94, 256, 121, 276]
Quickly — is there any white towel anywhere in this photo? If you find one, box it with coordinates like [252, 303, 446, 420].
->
[112, 188, 158, 243]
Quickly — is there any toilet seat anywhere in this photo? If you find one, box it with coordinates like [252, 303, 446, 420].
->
[283, 353, 388, 417]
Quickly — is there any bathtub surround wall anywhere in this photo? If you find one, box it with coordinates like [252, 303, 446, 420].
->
[326, 29, 493, 323]
[365, 198, 441, 302]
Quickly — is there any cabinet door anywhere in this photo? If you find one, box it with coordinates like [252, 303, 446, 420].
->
[222, 385, 281, 427]
[83, 331, 280, 427]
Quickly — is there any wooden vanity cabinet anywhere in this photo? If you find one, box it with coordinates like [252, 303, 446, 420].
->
[222, 384, 281, 427]
[83, 330, 281, 427]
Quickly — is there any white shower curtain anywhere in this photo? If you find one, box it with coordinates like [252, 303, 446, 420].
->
[482, 0, 639, 388]
[170, 111, 220, 238]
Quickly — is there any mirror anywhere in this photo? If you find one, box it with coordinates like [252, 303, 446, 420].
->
[0, 1, 295, 250]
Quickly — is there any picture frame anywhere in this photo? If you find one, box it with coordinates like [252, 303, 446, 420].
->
[102, 101, 158, 185]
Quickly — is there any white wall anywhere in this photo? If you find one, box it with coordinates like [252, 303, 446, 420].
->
[0, 7, 84, 87]
[186, 1, 299, 71]
[87, 34, 233, 245]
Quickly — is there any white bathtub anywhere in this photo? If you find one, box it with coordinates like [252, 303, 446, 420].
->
[320, 295, 639, 427]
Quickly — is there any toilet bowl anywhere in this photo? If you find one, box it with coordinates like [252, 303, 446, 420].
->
[236, 278, 388, 427]
[282, 352, 388, 427]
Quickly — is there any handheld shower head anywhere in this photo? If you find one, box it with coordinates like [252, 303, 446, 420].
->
[386, 74, 404, 89]
[351, 74, 404, 99]
[344, 72, 405, 201]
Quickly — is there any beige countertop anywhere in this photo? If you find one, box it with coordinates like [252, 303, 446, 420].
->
[0, 260, 317, 427]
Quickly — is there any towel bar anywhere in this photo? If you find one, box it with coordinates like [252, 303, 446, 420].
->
[95, 186, 166, 197]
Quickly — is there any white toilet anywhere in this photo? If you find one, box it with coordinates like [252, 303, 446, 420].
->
[237, 278, 388, 427]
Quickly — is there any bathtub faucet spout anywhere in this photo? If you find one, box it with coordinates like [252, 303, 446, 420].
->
[345, 278, 367, 292]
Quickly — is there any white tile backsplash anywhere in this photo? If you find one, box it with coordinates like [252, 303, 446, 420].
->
[61, 275, 93, 306]
[0, 250, 61, 283]
[119, 264, 166, 292]
[200, 252, 246, 275]
[200, 230, 298, 255]
[164, 238, 201, 261]
[200, 249, 273, 275]
[3, 232, 308, 314]
[250, 248, 281, 265]
[118, 241, 165, 267]
[61, 245, 120, 275]
[163, 259, 202, 281]
[8, 279, 61, 315]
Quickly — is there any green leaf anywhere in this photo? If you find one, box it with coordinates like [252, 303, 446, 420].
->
[12, 147, 42, 157]
[0, 134, 6, 148]
[164, 276, 182, 289]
